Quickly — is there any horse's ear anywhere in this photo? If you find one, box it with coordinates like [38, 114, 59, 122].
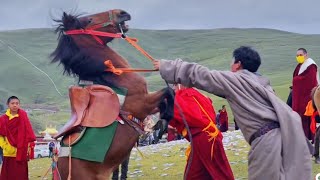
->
[62, 12, 71, 25]
[61, 12, 81, 30]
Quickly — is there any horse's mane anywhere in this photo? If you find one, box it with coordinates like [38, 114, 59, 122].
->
[50, 12, 92, 76]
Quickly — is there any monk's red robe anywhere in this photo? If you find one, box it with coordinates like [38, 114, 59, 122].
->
[292, 64, 318, 140]
[219, 110, 229, 132]
[29, 141, 35, 160]
[169, 88, 234, 180]
[0, 109, 36, 180]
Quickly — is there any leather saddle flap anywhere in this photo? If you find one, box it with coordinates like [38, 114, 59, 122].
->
[81, 85, 120, 127]
[55, 86, 90, 139]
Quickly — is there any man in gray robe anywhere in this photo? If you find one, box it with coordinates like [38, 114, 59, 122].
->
[153, 46, 312, 180]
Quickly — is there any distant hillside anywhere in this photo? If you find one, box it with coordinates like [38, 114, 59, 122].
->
[1, 28, 320, 132]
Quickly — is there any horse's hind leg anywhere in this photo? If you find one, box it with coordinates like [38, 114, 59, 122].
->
[103, 123, 139, 178]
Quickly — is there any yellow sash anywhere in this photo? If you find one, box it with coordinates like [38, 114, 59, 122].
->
[184, 96, 220, 160]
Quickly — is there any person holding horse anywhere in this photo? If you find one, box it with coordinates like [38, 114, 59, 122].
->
[0, 96, 36, 180]
[168, 84, 234, 180]
[153, 46, 312, 179]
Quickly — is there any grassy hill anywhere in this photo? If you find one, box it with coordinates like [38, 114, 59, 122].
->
[0, 28, 320, 132]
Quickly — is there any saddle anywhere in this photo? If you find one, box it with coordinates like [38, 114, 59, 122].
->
[54, 85, 120, 139]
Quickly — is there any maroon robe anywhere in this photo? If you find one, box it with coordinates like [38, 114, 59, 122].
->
[169, 88, 234, 180]
[219, 110, 228, 132]
[292, 64, 318, 140]
[0, 109, 36, 180]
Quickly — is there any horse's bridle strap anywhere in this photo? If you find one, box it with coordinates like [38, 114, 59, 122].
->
[65, 29, 122, 38]
[64, 29, 159, 74]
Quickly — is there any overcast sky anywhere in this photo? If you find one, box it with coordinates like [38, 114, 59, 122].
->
[1, 0, 319, 34]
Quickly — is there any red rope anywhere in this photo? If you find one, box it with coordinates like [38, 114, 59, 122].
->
[65, 29, 122, 38]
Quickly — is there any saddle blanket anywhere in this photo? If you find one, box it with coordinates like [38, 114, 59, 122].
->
[61, 121, 118, 163]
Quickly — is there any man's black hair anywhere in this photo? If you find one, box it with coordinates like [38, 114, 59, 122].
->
[297, 48, 307, 54]
[7, 96, 20, 104]
[233, 46, 261, 72]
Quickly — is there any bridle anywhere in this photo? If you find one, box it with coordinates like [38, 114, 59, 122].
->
[63, 10, 158, 75]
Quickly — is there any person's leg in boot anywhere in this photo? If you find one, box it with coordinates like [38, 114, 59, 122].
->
[112, 167, 119, 180]
[120, 154, 130, 180]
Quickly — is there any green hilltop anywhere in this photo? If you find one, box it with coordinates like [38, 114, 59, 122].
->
[0, 28, 319, 132]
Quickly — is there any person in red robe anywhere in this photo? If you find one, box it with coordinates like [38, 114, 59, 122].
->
[0, 96, 36, 180]
[168, 84, 234, 180]
[292, 48, 318, 140]
[219, 105, 229, 132]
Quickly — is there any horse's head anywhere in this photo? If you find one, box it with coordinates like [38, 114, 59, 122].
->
[51, 9, 132, 76]
[51, 9, 174, 125]
[55, 9, 130, 44]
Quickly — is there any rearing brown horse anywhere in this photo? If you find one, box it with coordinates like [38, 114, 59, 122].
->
[50, 9, 174, 180]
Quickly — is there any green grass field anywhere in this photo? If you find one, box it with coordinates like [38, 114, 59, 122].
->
[28, 131, 319, 179]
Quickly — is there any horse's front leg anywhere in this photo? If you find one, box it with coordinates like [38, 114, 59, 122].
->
[122, 88, 165, 120]
[122, 87, 174, 121]
[144, 87, 175, 120]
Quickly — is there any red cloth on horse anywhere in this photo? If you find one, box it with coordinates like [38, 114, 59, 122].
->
[169, 88, 234, 180]
[0, 109, 36, 161]
[0, 157, 28, 180]
[292, 64, 318, 140]
[219, 110, 228, 132]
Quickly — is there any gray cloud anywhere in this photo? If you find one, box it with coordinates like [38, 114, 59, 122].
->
[1, 0, 319, 34]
